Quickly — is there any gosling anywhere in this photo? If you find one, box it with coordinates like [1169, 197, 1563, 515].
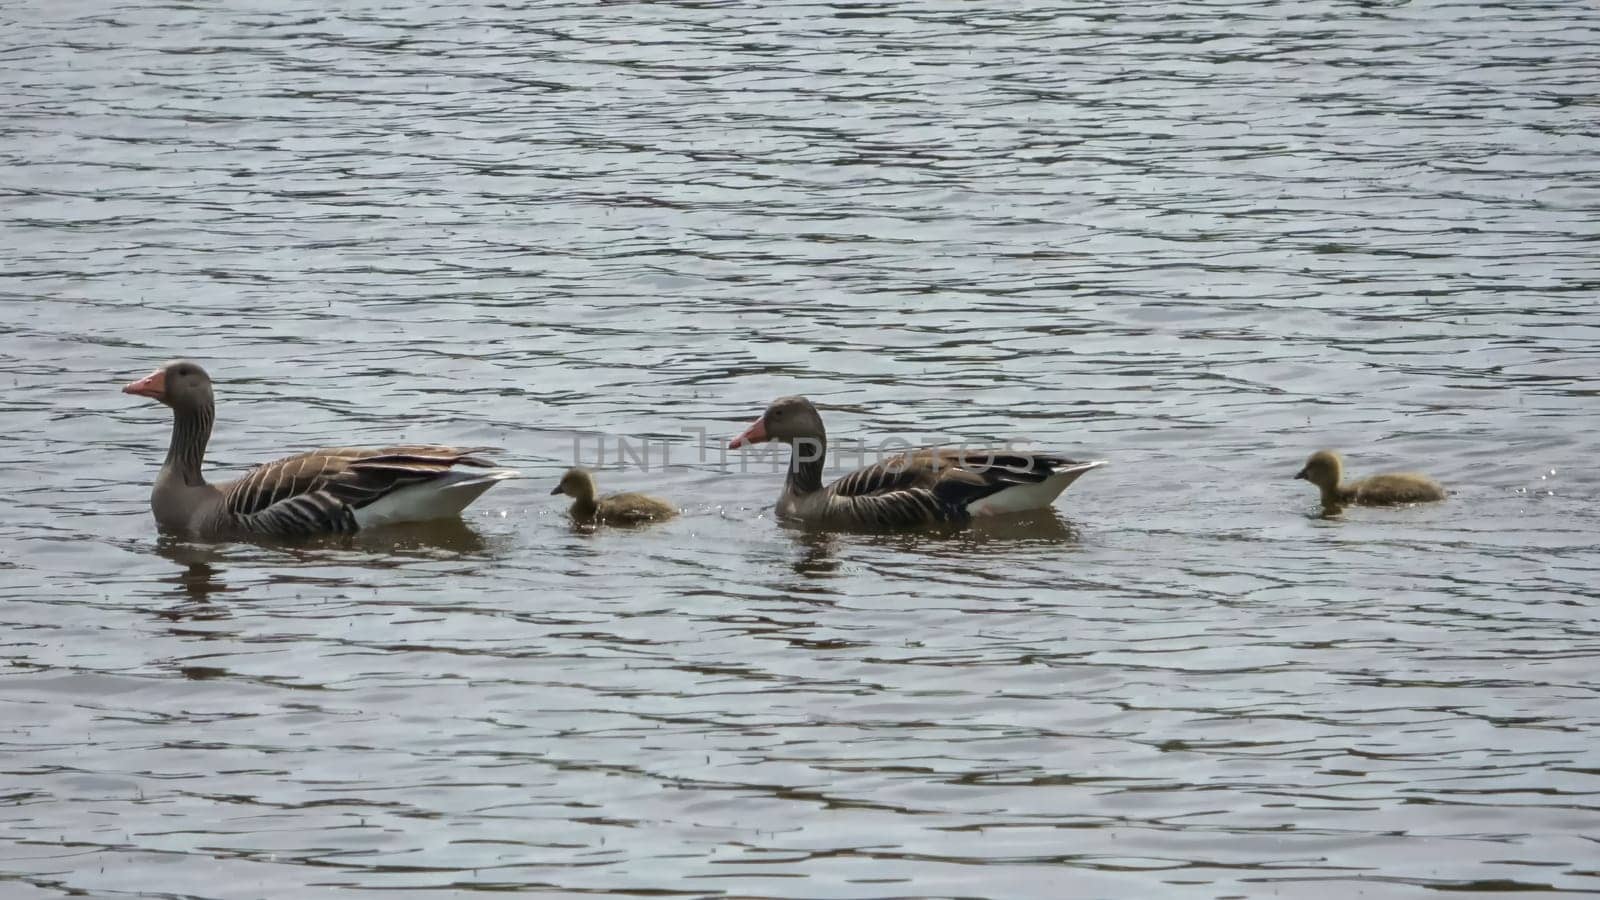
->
[550, 467, 677, 525]
[1295, 449, 1446, 511]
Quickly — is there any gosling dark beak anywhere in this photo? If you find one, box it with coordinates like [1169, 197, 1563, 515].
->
[1294, 468, 1308, 481]
[549, 485, 564, 495]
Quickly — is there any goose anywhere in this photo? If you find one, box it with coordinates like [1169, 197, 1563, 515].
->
[727, 396, 1103, 529]
[122, 360, 517, 538]
[1295, 449, 1446, 512]
[550, 467, 677, 525]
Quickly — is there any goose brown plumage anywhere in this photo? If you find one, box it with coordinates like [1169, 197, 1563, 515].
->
[1295, 449, 1446, 512]
[551, 467, 677, 525]
[727, 396, 1104, 530]
[123, 360, 517, 538]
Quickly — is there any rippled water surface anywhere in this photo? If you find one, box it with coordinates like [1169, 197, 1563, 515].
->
[4, 0, 1600, 897]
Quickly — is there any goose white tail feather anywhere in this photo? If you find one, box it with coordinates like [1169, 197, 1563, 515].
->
[355, 468, 519, 528]
[964, 460, 1106, 517]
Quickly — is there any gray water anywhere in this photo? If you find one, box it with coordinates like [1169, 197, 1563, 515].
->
[3, 0, 1599, 897]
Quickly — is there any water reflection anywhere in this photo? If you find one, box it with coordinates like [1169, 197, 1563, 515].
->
[789, 531, 842, 578]
[154, 536, 237, 606]
[960, 509, 1082, 546]
[148, 518, 500, 614]
[347, 517, 493, 556]
[834, 509, 1082, 547]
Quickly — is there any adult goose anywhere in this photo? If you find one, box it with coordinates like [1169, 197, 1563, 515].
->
[123, 360, 517, 538]
[727, 396, 1104, 530]
[1295, 449, 1446, 513]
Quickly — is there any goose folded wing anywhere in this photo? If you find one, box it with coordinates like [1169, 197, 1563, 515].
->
[224, 446, 498, 535]
[828, 453, 938, 497]
[823, 450, 1043, 526]
[832, 486, 951, 528]
[833, 448, 1071, 502]
[927, 449, 1082, 481]
[828, 469, 1017, 527]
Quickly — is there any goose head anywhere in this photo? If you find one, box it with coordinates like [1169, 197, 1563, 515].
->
[728, 396, 826, 450]
[123, 359, 214, 413]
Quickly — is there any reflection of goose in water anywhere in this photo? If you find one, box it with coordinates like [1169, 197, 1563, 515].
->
[789, 531, 843, 579]
[780, 509, 1081, 582]
[151, 517, 495, 608]
[154, 536, 237, 605]
[346, 517, 494, 556]
[853, 508, 1083, 552]
[957, 508, 1082, 545]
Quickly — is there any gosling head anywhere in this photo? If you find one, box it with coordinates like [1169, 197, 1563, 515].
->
[1295, 449, 1344, 489]
[550, 467, 598, 503]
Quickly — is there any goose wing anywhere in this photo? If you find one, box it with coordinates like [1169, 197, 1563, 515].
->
[222, 446, 499, 536]
[823, 449, 1093, 527]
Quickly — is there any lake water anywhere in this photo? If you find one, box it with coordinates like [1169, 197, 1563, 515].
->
[3, 0, 1599, 897]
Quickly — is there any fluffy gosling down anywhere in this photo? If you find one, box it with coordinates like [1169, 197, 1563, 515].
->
[1295, 449, 1446, 511]
[551, 468, 677, 525]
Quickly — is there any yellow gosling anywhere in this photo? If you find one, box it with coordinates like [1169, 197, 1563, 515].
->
[550, 467, 677, 525]
[1295, 449, 1446, 512]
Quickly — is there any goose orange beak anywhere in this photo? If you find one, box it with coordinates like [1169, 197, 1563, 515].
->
[123, 369, 166, 400]
[728, 417, 768, 449]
